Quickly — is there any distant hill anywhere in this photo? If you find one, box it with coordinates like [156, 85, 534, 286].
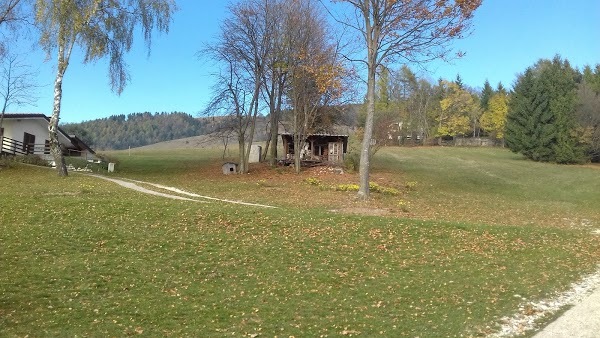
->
[61, 112, 211, 150]
[61, 107, 359, 151]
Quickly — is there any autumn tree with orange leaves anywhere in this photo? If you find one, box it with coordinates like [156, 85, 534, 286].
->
[285, 0, 346, 173]
[330, 0, 481, 200]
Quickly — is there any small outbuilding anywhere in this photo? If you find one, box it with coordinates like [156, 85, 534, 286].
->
[280, 133, 348, 165]
[222, 162, 238, 175]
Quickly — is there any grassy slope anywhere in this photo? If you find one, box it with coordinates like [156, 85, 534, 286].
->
[374, 147, 600, 227]
[1, 147, 599, 337]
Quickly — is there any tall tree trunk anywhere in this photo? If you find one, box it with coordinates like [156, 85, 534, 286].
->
[238, 135, 246, 174]
[49, 43, 69, 177]
[268, 78, 285, 166]
[358, 50, 376, 200]
[241, 82, 261, 173]
[268, 109, 279, 166]
[357, 1, 377, 200]
[262, 90, 275, 163]
[1, 100, 6, 152]
[244, 111, 258, 173]
[294, 134, 301, 174]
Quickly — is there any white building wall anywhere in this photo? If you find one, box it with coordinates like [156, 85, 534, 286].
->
[1, 117, 71, 154]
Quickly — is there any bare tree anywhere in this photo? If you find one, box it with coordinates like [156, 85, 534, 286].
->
[260, 0, 288, 166]
[35, 0, 176, 176]
[203, 0, 275, 173]
[329, 0, 481, 199]
[0, 51, 38, 148]
[0, 51, 38, 112]
[0, 0, 30, 56]
[0, 0, 24, 25]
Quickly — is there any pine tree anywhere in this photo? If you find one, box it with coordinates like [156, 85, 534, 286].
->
[455, 74, 464, 89]
[506, 56, 584, 163]
[480, 79, 493, 111]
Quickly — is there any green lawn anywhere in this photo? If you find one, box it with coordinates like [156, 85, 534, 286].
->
[1, 147, 599, 337]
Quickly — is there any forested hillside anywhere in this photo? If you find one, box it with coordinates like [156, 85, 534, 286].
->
[62, 112, 208, 150]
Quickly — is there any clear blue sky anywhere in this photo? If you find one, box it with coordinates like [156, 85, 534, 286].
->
[10, 0, 600, 123]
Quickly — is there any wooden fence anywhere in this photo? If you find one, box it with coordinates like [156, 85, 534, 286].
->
[0, 137, 49, 156]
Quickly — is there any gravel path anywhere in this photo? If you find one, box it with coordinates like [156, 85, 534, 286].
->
[89, 175, 277, 208]
[534, 285, 600, 338]
[490, 264, 600, 337]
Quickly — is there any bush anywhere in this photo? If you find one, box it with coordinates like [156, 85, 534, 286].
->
[343, 134, 361, 172]
[334, 183, 360, 192]
[9, 154, 50, 167]
[65, 157, 109, 172]
[343, 151, 360, 172]
[332, 182, 399, 195]
[305, 177, 322, 186]
[369, 182, 400, 196]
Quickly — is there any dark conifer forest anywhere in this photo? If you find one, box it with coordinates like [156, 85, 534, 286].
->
[61, 112, 207, 150]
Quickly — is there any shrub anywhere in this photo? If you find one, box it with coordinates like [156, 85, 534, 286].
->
[334, 183, 360, 192]
[9, 154, 50, 167]
[333, 182, 399, 195]
[305, 177, 322, 186]
[397, 199, 410, 212]
[405, 181, 417, 191]
[343, 133, 361, 172]
[343, 151, 360, 172]
[369, 182, 400, 196]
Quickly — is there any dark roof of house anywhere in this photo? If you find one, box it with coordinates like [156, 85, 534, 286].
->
[69, 135, 96, 154]
[279, 132, 349, 138]
[2, 113, 95, 154]
[2, 113, 49, 119]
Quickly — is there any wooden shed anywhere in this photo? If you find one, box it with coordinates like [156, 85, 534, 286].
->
[280, 133, 348, 165]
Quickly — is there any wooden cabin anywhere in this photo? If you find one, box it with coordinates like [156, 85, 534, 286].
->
[280, 133, 348, 165]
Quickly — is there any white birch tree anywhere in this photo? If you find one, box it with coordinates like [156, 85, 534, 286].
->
[35, 0, 176, 176]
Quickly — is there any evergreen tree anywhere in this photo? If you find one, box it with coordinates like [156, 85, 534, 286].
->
[62, 112, 205, 150]
[480, 79, 493, 111]
[455, 73, 464, 89]
[506, 56, 584, 163]
[496, 82, 507, 96]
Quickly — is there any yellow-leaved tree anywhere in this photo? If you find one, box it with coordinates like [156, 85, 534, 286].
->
[435, 81, 477, 140]
[480, 92, 509, 141]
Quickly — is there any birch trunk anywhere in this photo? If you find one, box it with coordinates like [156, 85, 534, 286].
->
[49, 42, 70, 177]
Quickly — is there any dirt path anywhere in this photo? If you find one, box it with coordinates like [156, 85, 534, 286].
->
[88, 175, 277, 209]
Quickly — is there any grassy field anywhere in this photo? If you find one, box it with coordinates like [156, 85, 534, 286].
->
[1, 146, 599, 337]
